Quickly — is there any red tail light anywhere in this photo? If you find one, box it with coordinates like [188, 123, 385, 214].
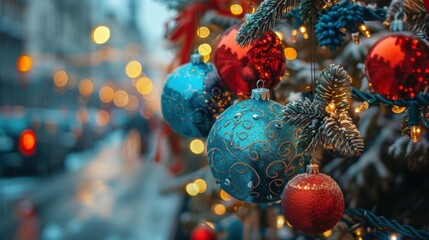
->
[19, 129, 36, 156]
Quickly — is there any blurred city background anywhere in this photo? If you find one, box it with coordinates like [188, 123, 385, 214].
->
[0, 1, 191, 239]
[2, 0, 429, 240]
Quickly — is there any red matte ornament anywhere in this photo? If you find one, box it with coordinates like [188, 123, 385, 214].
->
[190, 225, 217, 240]
[365, 34, 429, 100]
[281, 167, 345, 234]
[213, 25, 286, 96]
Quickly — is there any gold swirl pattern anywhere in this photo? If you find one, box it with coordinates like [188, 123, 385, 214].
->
[207, 98, 309, 203]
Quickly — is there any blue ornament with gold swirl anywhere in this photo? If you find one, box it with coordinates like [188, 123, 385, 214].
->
[207, 86, 309, 203]
[161, 52, 233, 138]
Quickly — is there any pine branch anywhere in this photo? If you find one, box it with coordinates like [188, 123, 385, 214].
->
[315, 64, 352, 113]
[299, 0, 326, 23]
[298, 118, 325, 154]
[323, 116, 364, 157]
[401, 109, 411, 138]
[282, 98, 325, 128]
[236, 0, 299, 47]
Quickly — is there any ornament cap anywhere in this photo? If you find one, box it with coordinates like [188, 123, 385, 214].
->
[251, 80, 270, 100]
[251, 87, 270, 101]
[191, 51, 203, 65]
[306, 164, 320, 174]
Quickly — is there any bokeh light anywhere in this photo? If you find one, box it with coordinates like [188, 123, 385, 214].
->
[77, 108, 89, 124]
[113, 90, 129, 107]
[125, 95, 139, 112]
[212, 203, 226, 215]
[53, 70, 68, 88]
[125, 60, 142, 78]
[219, 190, 233, 201]
[197, 26, 210, 38]
[79, 78, 94, 96]
[17, 55, 32, 72]
[185, 183, 199, 196]
[96, 110, 110, 127]
[194, 179, 207, 193]
[276, 215, 285, 229]
[230, 4, 243, 15]
[92, 25, 110, 44]
[99, 86, 115, 103]
[135, 77, 153, 95]
[198, 44, 212, 56]
[284, 47, 297, 60]
[189, 139, 205, 154]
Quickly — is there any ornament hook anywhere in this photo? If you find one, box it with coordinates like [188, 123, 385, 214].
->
[256, 79, 265, 89]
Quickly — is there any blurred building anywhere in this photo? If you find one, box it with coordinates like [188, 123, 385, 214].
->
[0, 0, 27, 106]
[0, 0, 143, 109]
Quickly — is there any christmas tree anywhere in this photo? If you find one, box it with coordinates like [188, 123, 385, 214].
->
[153, 0, 429, 239]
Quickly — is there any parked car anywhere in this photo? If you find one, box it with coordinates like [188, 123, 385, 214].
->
[0, 108, 77, 177]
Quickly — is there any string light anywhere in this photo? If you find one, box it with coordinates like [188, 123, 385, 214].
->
[391, 105, 406, 114]
[325, 102, 336, 113]
[291, 29, 298, 43]
[276, 215, 285, 229]
[355, 101, 369, 113]
[410, 126, 422, 142]
[359, 24, 371, 37]
[390, 234, 399, 240]
[323, 229, 332, 237]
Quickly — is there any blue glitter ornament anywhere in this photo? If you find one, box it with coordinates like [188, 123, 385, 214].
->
[207, 86, 308, 203]
[161, 53, 232, 138]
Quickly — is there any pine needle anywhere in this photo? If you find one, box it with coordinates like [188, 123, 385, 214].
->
[236, 0, 299, 47]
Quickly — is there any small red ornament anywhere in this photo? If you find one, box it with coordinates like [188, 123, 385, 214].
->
[365, 34, 429, 100]
[190, 225, 217, 240]
[281, 164, 344, 234]
[213, 25, 286, 96]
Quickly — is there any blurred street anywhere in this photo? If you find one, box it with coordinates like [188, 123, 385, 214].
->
[0, 131, 182, 240]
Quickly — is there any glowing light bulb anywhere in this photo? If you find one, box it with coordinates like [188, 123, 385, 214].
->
[323, 229, 332, 237]
[411, 126, 422, 143]
[325, 102, 336, 113]
[355, 101, 369, 113]
[359, 24, 371, 37]
[392, 105, 406, 114]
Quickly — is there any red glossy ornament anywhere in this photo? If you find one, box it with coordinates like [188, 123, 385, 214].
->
[190, 225, 217, 240]
[213, 25, 286, 96]
[365, 34, 429, 100]
[281, 165, 344, 234]
[423, 0, 429, 13]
